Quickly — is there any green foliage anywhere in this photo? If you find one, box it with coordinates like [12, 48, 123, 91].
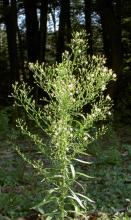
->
[87, 127, 122, 166]
[0, 108, 10, 136]
[113, 214, 131, 220]
[11, 31, 115, 219]
[86, 126, 131, 216]
[123, 144, 131, 157]
[100, 148, 122, 165]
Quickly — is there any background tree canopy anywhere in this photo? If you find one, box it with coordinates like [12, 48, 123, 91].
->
[0, 0, 131, 118]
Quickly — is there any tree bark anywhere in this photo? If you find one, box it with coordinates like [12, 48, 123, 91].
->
[23, 0, 39, 87]
[39, 0, 48, 62]
[56, 0, 71, 62]
[84, 0, 93, 55]
[97, 0, 122, 74]
[17, 25, 25, 81]
[96, 0, 122, 99]
[3, 0, 19, 84]
[23, 0, 39, 62]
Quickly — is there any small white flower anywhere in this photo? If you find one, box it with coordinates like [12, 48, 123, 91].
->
[103, 67, 108, 72]
[83, 136, 88, 141]
[103, 59, 106, 64]
[109, 69, 113, 75]
[101, 85, 106, 91]
[71, 97, 75, 102]
[92, 55, 96, 59]
[108, 111, 112, 115]
[95, 107, 101, 112]
[113, 73, 116, 78]
[106, 95, 111, 100]
[70, 133, 73, 138]
[69, 83, 74, 90]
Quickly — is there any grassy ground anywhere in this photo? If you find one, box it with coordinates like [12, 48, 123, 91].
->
[0, 122, 131, 220]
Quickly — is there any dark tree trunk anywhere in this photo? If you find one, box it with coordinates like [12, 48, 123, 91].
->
[56, 0, 71, 62]
[114, 0, 123, 96]
[3, 0, 19, 84]
[23, 0, 39, 62]
[97, 0, 122, 74]
[17, 26, 25, 80]
[39, 0, 48, 62]
[84, 0, 93, 55]
[23, 0, 39, 86]
[96, 0, 122, 99]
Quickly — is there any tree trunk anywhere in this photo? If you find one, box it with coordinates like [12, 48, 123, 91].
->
[114, 0, 123, 97]
[97, 0, 122, 73]
[39, 0, 48, 62]
[96, 0, 122, 99]
[17, 25, 25, 81]
[24, 0, 39, 62]
[3, 0, 19, 85]
[84, 0, 93, 55]
[56, 0, 71, 62]
[23, 0, 39, 85]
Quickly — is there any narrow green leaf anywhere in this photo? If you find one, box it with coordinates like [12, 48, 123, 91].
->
[70, 164, 76, 179]
[69, 188, 85, 209]
[76, 193, 95, 203]
[46, 216, 52, 220]
[76, 151, 91, 156]
[74, 158, 92, 164]
[70, 199, 82, 215]
[76, 172, 93, 179]
[76, 113, 86, 121]
[74, 180, 85, 191]
[33, 196, 56, 208]
[48, 188, 58, 194]
[68, 195, 85, 209]
[54, 175, 63, 178]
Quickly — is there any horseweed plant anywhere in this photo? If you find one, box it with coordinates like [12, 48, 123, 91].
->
[12, 32, 116, 219]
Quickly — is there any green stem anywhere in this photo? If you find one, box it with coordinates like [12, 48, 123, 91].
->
[60, 165, 66, 219]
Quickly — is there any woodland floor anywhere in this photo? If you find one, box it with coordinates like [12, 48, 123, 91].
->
[0, 123, 131, 220]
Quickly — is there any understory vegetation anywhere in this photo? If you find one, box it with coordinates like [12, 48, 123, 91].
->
[0, 112, 131, 220]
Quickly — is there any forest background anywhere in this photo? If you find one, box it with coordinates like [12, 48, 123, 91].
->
[0, 0, 131, 220]
[0, 0, 131, 113]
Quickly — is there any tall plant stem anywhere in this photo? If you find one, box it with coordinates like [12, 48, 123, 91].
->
[59, 150, 68, 219]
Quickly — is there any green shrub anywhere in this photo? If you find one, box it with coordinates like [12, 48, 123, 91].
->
[12, 32, 116, 219]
